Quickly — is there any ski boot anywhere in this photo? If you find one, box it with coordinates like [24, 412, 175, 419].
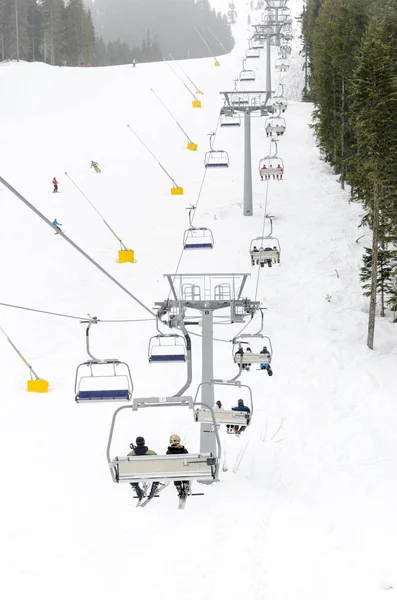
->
[148, 483, 158, 499]
[267, 367, 273, 376]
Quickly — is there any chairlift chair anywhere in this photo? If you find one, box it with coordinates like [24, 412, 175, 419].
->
[271, 95, 288, 113]
[275, 57, 290, 72]
[251, 39, 264, 49]
[250, 236, 281, 267]
[220, 109, 241, 127]
[233, 340, 273, 371]
[265, 116, 286, 136]
[279, 45, 292, 56]
[259, 158, 284, 180]
[107, 397, 221, 486]
[230, 93, 249, 106]
[204, 132, 230, 168]
[183, 227, 214, 250]
[239, 68, 256, 82]
[148, 334, 187, 362]
[74, 319, 133, 403]
[246, 48, 260, 59]
[193, 381, 253, 433]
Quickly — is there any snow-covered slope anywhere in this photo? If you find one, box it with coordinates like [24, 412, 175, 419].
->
[1, 1, 397, 599]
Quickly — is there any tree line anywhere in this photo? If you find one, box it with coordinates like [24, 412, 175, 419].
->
[0, 0, 95, 65]
[301, 0, 397, 345]
[0, 0, 233, 66]
[87, 0, 234, 61]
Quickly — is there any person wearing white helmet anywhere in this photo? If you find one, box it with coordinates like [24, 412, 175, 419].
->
[166, 434, 189, 499]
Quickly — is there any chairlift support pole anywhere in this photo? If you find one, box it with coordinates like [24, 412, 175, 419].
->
[151, 89, 197, 150]
[160, 273, 260, 476]
[193, 26, 220, 65]
[243, 111, 253, 216]
[127, 124, 183, 194]
[220, 91, 272, 216]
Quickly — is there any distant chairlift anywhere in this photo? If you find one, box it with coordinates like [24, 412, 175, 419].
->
[233, 340, 274, 374]
[278, 45, 292, 56]
[220, 105, 241, 127]
[275, 57, 290, 72]
[251, 38, 264, 49]
[259, 139, 284, 180]
[265, 115, 286, 136]
[193, 381, 253, 434]
[239, 58, 256, 82]
[75, 318, 133, 403]
[250, 236, 281, 267]
[246, 48, 260, 59]
[204, 132, 230, 168]
[183, 205, 214, 249]
[148, 334, 187, 363]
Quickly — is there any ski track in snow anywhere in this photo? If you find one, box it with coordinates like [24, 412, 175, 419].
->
[1, 1, 397, 599]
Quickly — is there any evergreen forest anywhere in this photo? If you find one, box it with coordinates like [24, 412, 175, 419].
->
[0, 0, 233, 66]
[300, 0, 397, 334]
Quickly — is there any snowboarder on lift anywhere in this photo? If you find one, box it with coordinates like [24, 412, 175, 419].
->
[128, 436, 159, 500]
[166, 434, 190, 500]
[52, 177, 58, 192]
[90, 160, 101, 173]
[259, 346, 273, 376]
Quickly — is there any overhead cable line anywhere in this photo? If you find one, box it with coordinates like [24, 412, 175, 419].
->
[0, 176, 156, 319]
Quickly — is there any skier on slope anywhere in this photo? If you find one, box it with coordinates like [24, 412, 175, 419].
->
[52, 218, 62, 233]
[90, 160, 101, 173]
[166, 434, 189, 500]
[52, 177, 59, 193]
[128, 436, 159, 500]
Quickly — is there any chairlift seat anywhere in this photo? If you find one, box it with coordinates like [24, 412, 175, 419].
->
[265, 124, 286, 135]
[77, 389, 130, 402]
[205, 150, 230, 168]
[239, 70, 256, 82]
[183, 228, 214, 250]
[195, 408, 250, 427]
[246, 49, 260, 58]
[259, 166, 283, 176]
[149, 353, 186, 362]
[234, 353, 271, 364]
[251, 248, 280, 261]
[111, 453, 217, 483]
[220, 114, 241, 127]
[75, 360, 133, 404]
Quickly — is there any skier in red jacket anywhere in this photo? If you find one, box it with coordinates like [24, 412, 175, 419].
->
[52, 177, 58, 193]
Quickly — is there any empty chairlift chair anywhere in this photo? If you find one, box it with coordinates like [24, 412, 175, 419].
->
[220, 106, 241, 127]
[204, 132, 230, 168]
[183, 227, 214, 249]
[148, 334, 187, 363]
[239, 58, 256, 82]
[74, 319, 133, 403]
[246, 48, 260, 59]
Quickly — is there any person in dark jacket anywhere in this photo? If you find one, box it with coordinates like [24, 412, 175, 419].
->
[128, 436, 158, 500]
[166, 434, 189, 499]
[260, 346, 273, 376]
[231, 399, 251, 434]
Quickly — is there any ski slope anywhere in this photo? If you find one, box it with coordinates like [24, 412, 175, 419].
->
[1, 1, 397, 598]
